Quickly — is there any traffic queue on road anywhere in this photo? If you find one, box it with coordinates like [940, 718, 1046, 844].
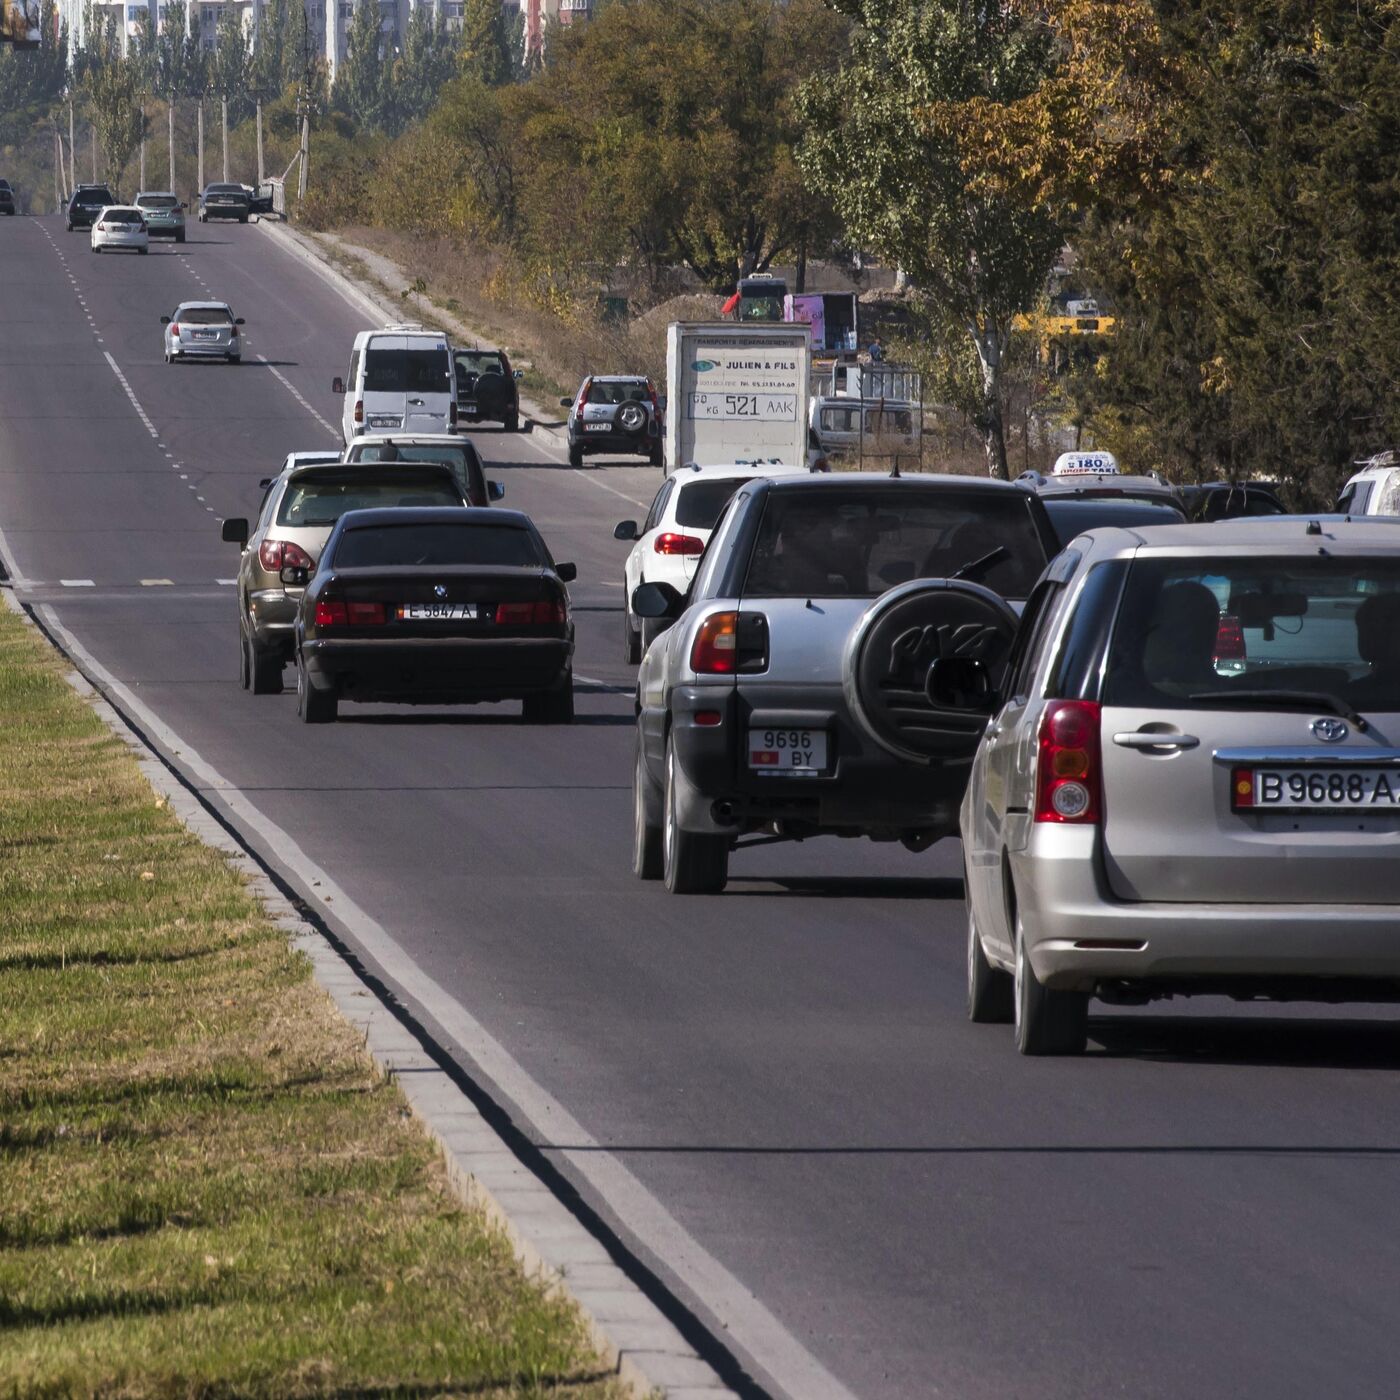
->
[212, 309, 1400, 1057]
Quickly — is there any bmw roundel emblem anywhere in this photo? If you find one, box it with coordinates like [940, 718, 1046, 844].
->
[434, 584, 448, 599]
[1311, 716, 1348, 743]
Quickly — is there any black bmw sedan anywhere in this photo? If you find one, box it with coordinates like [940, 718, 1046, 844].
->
[293, 508, 576, 724]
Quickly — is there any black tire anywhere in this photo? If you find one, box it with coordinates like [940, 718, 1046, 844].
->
[176, 230, 186, 243]
[522, 670, 574, 724]
[966, 874, 1013, 1024]
[624, 605, 642, 665]
[238, 624, 251, 691]
[1014, 916, 1088, 1055]
[662, 739, 728, 894]
[296, 653, 337, 724]
[504, 410, 520, 432]
[239, 213, 248, 223]
[65, 222, 73, 231]
[227, 354, 240, 364]
[632, 739, 663, 880]
[568, 442, 584, 468]
[649, 441, 664, 468]
[246, 628, 283, 695]
[139, 246, 148, 255]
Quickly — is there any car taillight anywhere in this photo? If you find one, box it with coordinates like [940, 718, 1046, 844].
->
[494, 600, 565, 625]
[346, 602, 385, 625]
[314, 600, 347, 626]
[654, 532, 704, 556]
[96, 221, 106, 230]
[1034, 700, 1103, 824]
[353, 399, 364, 425]
[259, 539, 315, 573]
[578, 377, 592, 410]
[1214, 614, 1246, 665]
[169, 323, 180, 337]
[690, 610, 768, 675]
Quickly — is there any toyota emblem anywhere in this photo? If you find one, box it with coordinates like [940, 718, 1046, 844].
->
[1311, 716, 1349, 743]
[434, 584, 448, 599]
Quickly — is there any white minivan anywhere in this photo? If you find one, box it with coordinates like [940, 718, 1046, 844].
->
[1336, 449, 1400, 515]
[335, 324, 458, 443]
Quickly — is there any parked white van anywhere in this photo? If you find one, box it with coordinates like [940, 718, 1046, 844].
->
[1336, 449, 1400, 515]
[334, 324, 457, 443]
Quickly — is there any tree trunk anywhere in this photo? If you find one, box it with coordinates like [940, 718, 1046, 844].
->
[197, 100, 205, 197]
[168, 99, 175, 190]
[68, 100, 75, 196]
[139, 133, 146, 190]
[795, 231, 807, 294]
[256, 98, 264, 186]
[221, 95, 229, 182]
[90, 126, 97, 182]
[972, 323, 1010, 480]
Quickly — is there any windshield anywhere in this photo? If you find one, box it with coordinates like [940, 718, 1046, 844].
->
[456, 352, 506, 376]
[364, 348, 451, 394]
[138, 194, 177, 208]
[1102, 556, 1400, 713]
[743, 489, 1048, 599]
[675, 478, 748, 530]
[277, 476, 461, 527]
[104, 209, 142, 222]
[333, 523, 540, 568]
[179, 306, 232, 325]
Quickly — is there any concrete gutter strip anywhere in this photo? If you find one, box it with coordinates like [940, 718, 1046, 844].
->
[0, 547, 732, 1397]
[254, 219, 569, 451]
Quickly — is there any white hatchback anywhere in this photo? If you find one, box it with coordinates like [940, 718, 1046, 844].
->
[613, 462, 808, 663]
[91, 205, 148, 255]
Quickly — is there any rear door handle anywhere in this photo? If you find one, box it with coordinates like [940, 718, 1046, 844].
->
[1112, 732, 1200, 750]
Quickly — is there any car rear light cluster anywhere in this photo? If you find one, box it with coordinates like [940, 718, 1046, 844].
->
[690, 611, 769, 675]
[259, 539, 314, 574]
[1034, 700, 1103, 824]
[314, 600, 387, 626]
[353, 399, 364, 425]
[494, 600, 566, 625]
[654, 532, 704, 556]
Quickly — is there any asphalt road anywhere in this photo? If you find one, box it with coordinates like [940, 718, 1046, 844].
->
[4, 214, 1400, 1400]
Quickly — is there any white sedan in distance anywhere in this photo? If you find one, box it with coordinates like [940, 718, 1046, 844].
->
[614, 462, 808, 663]
[90, 205, 148, 255]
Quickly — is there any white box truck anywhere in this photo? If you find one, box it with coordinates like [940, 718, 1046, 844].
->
[664, 322, 812, 474]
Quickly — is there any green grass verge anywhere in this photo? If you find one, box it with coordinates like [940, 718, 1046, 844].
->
[0, 608, 625, 1398]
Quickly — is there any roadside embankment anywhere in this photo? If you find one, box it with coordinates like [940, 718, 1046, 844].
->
[0, 605, 625, 1397]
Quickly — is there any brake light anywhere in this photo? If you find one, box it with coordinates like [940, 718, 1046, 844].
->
[354, 399, 364, 425]
[691, 612, 737, 672]
[494, 600, 565, 625]
[259, 539, 314, 573]
[97, 221, 106, 230]
[347, 602, 385, 625]
[314, 600, 347, 626]
[578, 377, 592, 410]
[654, 532, 704, 556]
[1034, 700, 1103, 824]
[169, 323, 180, 337]
[1214, 614, 1246, 665]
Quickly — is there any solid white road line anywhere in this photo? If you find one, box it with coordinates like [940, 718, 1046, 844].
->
[24, 596, 862, 1400]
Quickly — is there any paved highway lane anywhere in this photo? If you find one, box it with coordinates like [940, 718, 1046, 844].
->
[5, 213, 1400, 1399]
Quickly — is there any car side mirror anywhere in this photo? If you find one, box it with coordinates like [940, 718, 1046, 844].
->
[924, 657, 998, 713]
[514, 370, 524, 381]
[614, 519, 639, 541]
[234, 317, 245, 325]
[558, 397, 572, 408]
[221, 517, 249, 547]
[332, 377, 345, 394]
[160, 315, 171, 324]
[632, 580, 682, 619]
[178, 203, 186, 211]
[488, 480, 505, 501]
[280, 564, 310, 586]
[556, 561, 578, 583]
[258, 476, 273, 489]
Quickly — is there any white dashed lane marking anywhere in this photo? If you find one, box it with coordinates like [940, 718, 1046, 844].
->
[140, 578, 174, 586]
[59, 578, 94, 587]
[256, 354, 340, 440]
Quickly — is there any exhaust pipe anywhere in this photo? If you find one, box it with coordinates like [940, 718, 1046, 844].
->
[710, 800, 742, 827]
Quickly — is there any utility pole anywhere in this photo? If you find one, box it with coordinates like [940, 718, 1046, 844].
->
[168, 98, 176, 189]
[53, 125, 61, 212]
[196, 97, 204, 194]
[90, 125, 97, 182]
[255, 96, 264, 186]
[139, 133, 146, 190]
[68, 98, 75, 194]
[221, 94, 229, 182]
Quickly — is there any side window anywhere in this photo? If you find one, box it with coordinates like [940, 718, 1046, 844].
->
[1338, 479, 1373, 514]
[257, 482, 281, 529]
[1002, 580, 1061, 702]
[644, 479, 674, 533]
[1378, 472, 1400, 515]
[688, 495, 744, 602]
[1045, 561, 1129, 700]
[347, 350, 360, 390]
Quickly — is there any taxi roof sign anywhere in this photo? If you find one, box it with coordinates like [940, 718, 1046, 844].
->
[1053, 450, 1119, 476]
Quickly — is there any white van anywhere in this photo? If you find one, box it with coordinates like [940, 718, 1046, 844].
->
[334, 324, 457, 443]
[1336, 450, 1400, 515]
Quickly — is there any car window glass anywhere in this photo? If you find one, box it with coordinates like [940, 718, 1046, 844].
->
[1102, 557, 1400, 711]
[1002, 580, 1060, 701]
[1045, 561, 1127, 700]
[179, 306, 232, 325]
[277, 478, 461, 526]
[643, 480, 674, 533]
[455, 352, 506, 377]
[689, 496, 743, 601]
[332, 523, 539, 568]
[742, 490, 1048, 599]
[674, 479, 747, 530]
[363, 348, 451, 394]
[138, 194, 177, 208]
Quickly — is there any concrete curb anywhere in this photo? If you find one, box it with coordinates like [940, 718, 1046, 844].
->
[0, 565, 734, 1397]
[255, 220, 568, 451]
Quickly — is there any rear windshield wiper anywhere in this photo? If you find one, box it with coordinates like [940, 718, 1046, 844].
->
[949, 546, 1009, 583]
[1188, 689, 1370, 733]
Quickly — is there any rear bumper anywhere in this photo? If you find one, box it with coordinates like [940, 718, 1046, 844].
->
[668, 682, 970, 838]
[249, 588, 299, 652]
[203, 206, 248, 219]
[303, 636, 571, 702]
[1015, 827, 1400, 990]
[176, 339, 238, 357]
[572, 426, 657, 453]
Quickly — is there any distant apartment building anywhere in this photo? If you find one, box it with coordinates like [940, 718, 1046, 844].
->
[518, 0, 589, 63]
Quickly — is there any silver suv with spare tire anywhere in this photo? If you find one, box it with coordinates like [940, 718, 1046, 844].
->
[629, 474, 1057, 892]
[561, 375, 663, 468]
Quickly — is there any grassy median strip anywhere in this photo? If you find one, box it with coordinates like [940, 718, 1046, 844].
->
[0, 608, 624, 1398]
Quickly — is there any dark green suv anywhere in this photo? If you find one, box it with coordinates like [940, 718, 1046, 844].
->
[66, 184, 115, 231]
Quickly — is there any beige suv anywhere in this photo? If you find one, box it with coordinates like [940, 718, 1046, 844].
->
[221, 461, 468, 692]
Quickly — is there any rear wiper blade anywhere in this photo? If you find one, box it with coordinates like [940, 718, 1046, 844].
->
[949, 546, 1009, 582]
[1188, 689, 1369, 733]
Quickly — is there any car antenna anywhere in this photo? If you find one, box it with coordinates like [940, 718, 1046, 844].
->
[890, 460, 901, 479]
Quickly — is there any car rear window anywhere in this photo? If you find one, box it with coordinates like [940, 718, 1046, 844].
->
[138, 194, 177, 208]
[674, 478, 748, 530]
[76, 189, 113, 204]
[1044, 497, 1185, 545]
[586, 381, 649, 405]
[1102, 556, 1400, 712]
[742, 489, 1049, 599]
[180, 307, 232, 324]
[333, 523, 541, 568]
[364, 348, 451, 394]
[353, 443, 473, 470]
[456, 352, 506, 376]
[104, 208, 142, 222]
[277, 476, 462, 527]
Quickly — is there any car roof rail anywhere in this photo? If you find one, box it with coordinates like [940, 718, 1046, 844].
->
[381, 321, 427, 332]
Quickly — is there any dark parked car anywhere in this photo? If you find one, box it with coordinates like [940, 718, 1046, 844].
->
[242, 182, 275, 215]
[0, 179, 15, 215]
[454, 347, 523, 431]
[66, 183, 116, 230]
[294, 507, 577, 724]
[1179, 481, 1287, 522]
[1040, 494, 1186, 548]
[630, 474, 1057, 892]
[199, 182, 251, 222]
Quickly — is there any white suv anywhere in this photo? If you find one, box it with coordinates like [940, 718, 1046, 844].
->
[1336, 450, 1400, 515]
[612, 462, 808, 663]
[334, 324, 457, 442]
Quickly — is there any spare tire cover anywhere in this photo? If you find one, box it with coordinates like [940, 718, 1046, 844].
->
[843, 578, 1020, 763]
[474, 370, 507, 417]
[615, 400, 648, 434]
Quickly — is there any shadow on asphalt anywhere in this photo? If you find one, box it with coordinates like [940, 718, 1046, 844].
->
[1088, 1013, 1400, 1069]
[335, 710, 631, 727]
[725, 875, 963, 900]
